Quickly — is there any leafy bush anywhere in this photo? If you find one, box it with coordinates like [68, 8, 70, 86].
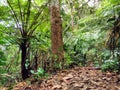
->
[0, 50, 6, 66]
[100, 50, 111, 60]
[0, 74, 16, 87]
[101, 59, 119, 72]
[31, 68, 49, 79]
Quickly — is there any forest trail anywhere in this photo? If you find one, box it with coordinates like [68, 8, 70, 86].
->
[14, 67, 120, 90]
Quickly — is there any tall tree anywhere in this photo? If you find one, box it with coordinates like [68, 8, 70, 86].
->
[50, 0, 64, 69]
[6, 0, 48, 79]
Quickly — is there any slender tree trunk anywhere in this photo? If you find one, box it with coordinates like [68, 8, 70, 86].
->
[34, 52, 38, 72]
[21, 39, 29, 80]
[50, 0, 64, 69]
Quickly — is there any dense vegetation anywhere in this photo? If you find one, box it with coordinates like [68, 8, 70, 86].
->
[0, 0, 120, 89]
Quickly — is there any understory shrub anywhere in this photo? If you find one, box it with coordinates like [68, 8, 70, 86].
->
[101, 59, 119, 72]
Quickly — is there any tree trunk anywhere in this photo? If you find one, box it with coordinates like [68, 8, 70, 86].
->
[50, 0, 64, 68]
[34, 52, 38, 72]
[21, 40, 29, 80]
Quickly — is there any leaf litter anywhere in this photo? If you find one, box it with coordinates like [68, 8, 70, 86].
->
[13, 66, 120, 90]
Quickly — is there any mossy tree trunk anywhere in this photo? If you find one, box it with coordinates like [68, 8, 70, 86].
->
[50, 0, 64, 69]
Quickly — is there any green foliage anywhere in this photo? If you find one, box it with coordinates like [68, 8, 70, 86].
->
[25, 59, 29, 69]
[64, 52, 73, 66]
[0, 76, 8, 86]
[31, 68, 49, 79]
[0, 74, 16, 87]
[101, 59, 119, 72]
[0, 51, 6, 66]
[62, 0, 120, 69]
[100, 49, 111, 60]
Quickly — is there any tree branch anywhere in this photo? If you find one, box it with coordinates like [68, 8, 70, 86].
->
[17, 0, 24, 34]
[25, 0, 31, 31]
[7, 0, 23, 34]
[29, 16, 48, 36]
[27, 2, 48, 32]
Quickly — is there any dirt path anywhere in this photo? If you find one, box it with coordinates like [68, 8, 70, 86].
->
[14, 67, 120, 90]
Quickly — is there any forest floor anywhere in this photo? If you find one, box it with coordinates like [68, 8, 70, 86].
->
[13, 66, 120, 90]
